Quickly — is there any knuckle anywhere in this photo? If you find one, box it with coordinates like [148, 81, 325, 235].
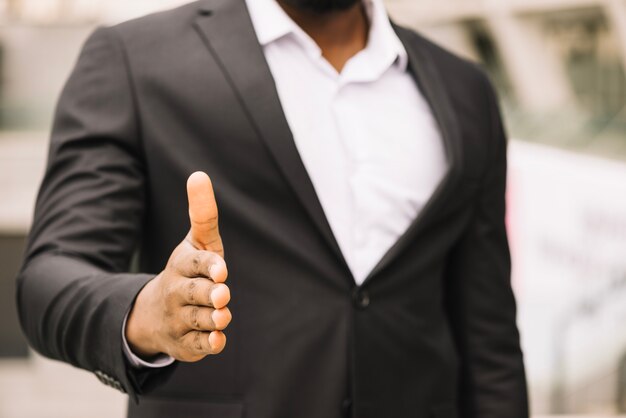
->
[189, 306, 200, 329]
[192, 332, 203, 351]
[187, 279, 197, 304]
[191, 254, 202, 272]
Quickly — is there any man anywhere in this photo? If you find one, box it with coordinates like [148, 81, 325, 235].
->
[16, 0, 529, 416]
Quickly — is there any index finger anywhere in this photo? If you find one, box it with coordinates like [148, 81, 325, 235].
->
[173, 246, 228, 283]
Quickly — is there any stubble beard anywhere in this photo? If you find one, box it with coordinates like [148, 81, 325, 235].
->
[278, 0, 361, 13]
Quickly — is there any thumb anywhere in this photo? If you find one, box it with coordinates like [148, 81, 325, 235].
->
[187, 171, 223, 256]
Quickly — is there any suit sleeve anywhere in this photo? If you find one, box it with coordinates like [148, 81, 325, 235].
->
[16, 26, 175, 401]
[444, 75, 529, 417]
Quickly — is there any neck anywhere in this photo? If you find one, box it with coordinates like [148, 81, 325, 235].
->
[277, 1, 369, 73]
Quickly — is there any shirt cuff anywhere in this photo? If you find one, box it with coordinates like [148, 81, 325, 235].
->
[122, 311, 176, 369]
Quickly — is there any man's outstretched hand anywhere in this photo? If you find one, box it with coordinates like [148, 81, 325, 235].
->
[125, 172, 231, 362]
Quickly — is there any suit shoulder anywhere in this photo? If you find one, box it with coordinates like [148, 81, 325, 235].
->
[394, 23, 492, 90]
[393, 23, 504, 163]
[106, 1, 201, 41]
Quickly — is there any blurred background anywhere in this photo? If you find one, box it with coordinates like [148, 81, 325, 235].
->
[0, 0, 625, 417]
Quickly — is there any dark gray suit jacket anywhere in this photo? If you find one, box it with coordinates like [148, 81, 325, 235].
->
[16, 0, 529, 417]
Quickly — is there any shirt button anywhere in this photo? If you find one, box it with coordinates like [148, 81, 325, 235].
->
[352, 288, 370, 309]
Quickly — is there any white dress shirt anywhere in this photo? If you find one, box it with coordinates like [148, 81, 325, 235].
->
[124, 0, 448, 367]
[247, 0, 448, 281]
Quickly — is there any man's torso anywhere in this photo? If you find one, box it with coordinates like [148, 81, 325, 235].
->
[110, 1, 494, 416]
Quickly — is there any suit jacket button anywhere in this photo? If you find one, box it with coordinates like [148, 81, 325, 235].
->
[352, 288, 370, 309]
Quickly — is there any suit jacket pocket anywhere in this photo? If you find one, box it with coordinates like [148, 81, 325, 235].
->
[128, 397, 244, 418]
[430, 404, 457, 418]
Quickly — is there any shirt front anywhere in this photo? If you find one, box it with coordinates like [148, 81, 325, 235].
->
[245, 0, 448, 283]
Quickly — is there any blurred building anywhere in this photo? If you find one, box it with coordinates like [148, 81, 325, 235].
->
[388, 0, 626, 159]
[1, 0, 624, 158]
[0, 0, 625, 417]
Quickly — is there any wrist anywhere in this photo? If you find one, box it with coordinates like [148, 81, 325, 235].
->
[125, 278, 162, 358]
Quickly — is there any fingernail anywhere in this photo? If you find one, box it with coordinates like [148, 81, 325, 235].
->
[208, 264, 215, 279]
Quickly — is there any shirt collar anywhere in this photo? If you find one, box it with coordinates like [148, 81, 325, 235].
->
[244, 0, 409, 73]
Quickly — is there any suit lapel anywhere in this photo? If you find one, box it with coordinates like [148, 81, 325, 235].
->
[193, 0, 352, 276]
[362, 25, 465, 284]
[193, 1, 464, 285]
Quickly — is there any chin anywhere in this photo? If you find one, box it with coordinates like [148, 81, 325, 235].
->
[279, 0, 361, 13]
